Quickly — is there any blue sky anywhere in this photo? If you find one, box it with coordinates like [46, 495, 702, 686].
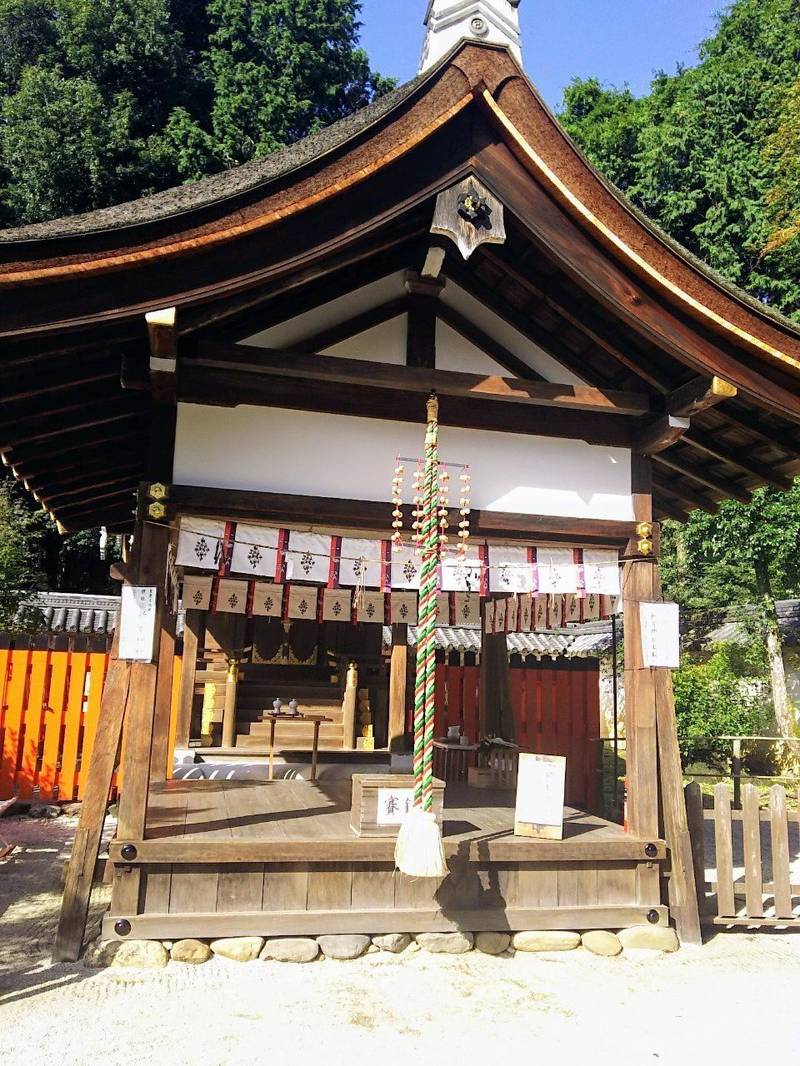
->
[359, 1, 725, 109]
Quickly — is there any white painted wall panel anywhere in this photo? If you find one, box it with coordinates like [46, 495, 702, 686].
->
[174, 404, 633, 522]
[323, 315, 407, 364]
[435, 320, 508, 375]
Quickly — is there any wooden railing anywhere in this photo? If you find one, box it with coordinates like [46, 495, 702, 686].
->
[0, 639, 182, 803]
[686, 780, 800, 928]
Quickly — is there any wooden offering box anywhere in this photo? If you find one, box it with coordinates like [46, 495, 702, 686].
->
[350, 774, 445, 837]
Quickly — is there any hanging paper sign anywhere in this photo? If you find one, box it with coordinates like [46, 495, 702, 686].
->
[216, 578, 248, 614]
[441, 548, 482, 592]
[640, 602, 680, 669]
[519, 593, 533, 633]
[583, 593, 601, 622]
[514, 753, 567, 840]
[376, 787, 415, 826]
[176, 518, 225, 570]
[483, 600, 495, 633]
[322, 588, 353, 622]
[506, 596, 519, 632]
[182, 574, 213, 611]
[252, 583, 283, 618]
[231, 524, 278, 578]
[436, 592, 451, 626]
[454, 591, 480, 627]
[602, 594, 622, 617]
[285, 532, 330, 584]
[536, 547, 578, 594]
[287, 585, 319, 620]
[565, 593, 582, 625]
[356, 591, 385, 624]
[339, 538, 383, 589]
[119, 586, 158, 662]
[533, 595, 548, 631]
[493, 598, 507, 634]
[583, 549, 620, 596]
[390, 592, 418, 625]
[489, 546, 533, 594]
[390, 546, 422, 590]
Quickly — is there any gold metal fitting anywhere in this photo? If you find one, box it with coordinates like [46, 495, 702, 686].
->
[637, 538, 654, 557]
[148, 501, 167, 521]
[148, 482, 168, 501]
[636, 522, 653, 538]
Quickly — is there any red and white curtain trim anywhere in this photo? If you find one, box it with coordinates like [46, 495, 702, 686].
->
[177, 518, 621, 597]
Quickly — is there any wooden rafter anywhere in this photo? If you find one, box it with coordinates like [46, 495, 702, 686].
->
[636, 416, 690, 455]
[652, 474, 717, 515]
[654, 454, 750, 504]
[681, 428, 793, 491]
[667, 375, 737, 417]
[290, 297, 409, 355]
[435, 301, 545, 381]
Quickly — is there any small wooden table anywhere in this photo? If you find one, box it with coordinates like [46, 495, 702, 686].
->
[265, 712, 332, 782]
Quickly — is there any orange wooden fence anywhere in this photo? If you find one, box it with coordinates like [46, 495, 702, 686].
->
[0, 641, 182, 803]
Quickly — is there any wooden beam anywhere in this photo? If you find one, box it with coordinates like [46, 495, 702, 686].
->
[291, 297, 409, 354]
[652, 474, 717, 514]
[405, 287, 437, 368]
[192, 341, 651, 416]
[4, 368, 117, 405]
[170, 483, 639, 547]
[668, 375, 737, 417]
[635, 415, 690, 454]
[145, 307, 177, 359]
[435, 301, 546, 381]
[654, 453, 750, 504]
[681, 429, 793, 491]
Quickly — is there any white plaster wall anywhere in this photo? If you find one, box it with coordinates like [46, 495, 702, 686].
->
[240, 272, 584, 385]
[174, 404, 634, 521]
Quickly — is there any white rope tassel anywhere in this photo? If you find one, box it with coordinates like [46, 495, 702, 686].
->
[394, 807, 447, 878]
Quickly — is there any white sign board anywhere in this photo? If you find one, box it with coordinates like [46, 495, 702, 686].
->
[118, 586, 158, 662]
[514, 753, 567, 840]
[376, 788, 415, 826]
[640, 602, 680, 669]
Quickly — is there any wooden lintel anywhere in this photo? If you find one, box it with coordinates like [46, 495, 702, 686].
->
[191, 342, 651, 417]
[636, 415, 690, 454]
[667, 375, 737, 417]
[170, 483, 639, 547]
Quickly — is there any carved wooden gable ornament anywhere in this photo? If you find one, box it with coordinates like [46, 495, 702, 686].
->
[431, 177, 507, 260]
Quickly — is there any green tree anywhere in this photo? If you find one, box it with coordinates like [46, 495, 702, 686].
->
[559, 0, 800, 319]
[662, 485, 800, 738]
[0, 0, 390, 225]
[0, 480, 45, 629]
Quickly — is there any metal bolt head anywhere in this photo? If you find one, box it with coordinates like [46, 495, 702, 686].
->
[120, 844, 138, 862]
[646, 909, 660, 925]
[645, 842, 658, 859]
[114, 919, 132, 937]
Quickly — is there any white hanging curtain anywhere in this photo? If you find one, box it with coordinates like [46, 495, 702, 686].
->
[176, 517, 225, 570]
[440, 547, 482, 592]
[339, 538, 383, 589]
[583, 548, 621, 596]
[322, 589, 353, 622]
[182, 574, 213, 611]
[390, 546, 422, 590]
[287, 585, 319, 620]
[231, 524, 279, 579]
[251, 583, 283, 618]
[356, 591, 385, 624]
[488, 546, 533, 593]
[285, 532, 330, 584]
[390, 592, 419, 625]
[216, 579, 248, 615]
[536, 547, 578, 594]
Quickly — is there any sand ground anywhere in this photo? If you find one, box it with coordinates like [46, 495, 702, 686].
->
[1, 814, 799, 1066]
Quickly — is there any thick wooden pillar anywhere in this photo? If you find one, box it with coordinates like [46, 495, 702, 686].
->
[149, 590, 177, 782]
[622, 456, 660, 843]
[479, 599, 515, 741]
[110, 518, 171, 920]
[388, 623, 408, 754]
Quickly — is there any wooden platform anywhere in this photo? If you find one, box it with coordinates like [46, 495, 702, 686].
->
[105, 780, 667, 940]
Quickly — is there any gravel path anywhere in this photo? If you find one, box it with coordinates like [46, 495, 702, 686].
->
[1, 815, 799, 1066]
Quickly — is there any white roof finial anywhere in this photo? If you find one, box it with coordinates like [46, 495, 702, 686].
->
[419, 0, 523, 74]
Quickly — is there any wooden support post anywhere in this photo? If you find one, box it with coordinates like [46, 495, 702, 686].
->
[388, 624, 409, 754]
[479, 600, 515, 741]
[222, 658, 239, 749]
[654, 669, 703, 945]
[54, 634, 131, 962]
[342, 662, 358, 750]
[149, 597, 177, 782]
[175, 609, 203, 746]
[110, 518, 171, 920]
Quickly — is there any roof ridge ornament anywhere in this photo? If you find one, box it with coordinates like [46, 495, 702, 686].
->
[420, 0, 523, 73]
